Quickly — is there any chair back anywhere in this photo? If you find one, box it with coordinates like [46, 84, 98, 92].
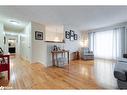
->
[84, 48, 90, 53]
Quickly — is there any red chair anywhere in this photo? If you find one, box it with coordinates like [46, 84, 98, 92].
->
[0, 54, 10, 80]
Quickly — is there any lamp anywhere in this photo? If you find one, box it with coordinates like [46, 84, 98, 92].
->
[84, 39, 88, 47]
[80, 41, 84, 47]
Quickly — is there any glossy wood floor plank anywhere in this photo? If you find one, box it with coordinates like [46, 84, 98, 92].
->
[0, 57, 101, 89]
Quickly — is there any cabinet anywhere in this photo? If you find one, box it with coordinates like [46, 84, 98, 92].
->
[73, 51, 80, 60]
[45, 25, 64, 42]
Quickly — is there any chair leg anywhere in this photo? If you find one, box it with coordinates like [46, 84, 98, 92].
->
[8, 70, 10, 80]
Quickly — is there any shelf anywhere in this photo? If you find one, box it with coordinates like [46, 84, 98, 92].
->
[45, 41, 65, 43]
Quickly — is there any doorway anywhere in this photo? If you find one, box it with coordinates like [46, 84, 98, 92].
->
[8, 39, 16, 55]
[6, 35, 18, 56]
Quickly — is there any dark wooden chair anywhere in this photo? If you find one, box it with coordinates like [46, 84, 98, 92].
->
[0, 54, 10, 80]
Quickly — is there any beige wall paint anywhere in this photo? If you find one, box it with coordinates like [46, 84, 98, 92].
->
[81, 31, 89, 48]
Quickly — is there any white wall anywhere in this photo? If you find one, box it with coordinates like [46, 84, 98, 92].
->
[31, 21, 47, 66]
[0, 22, 5, 51]
[20, 22, 32, 62]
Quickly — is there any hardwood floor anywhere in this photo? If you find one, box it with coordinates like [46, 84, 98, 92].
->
[0, 57, 117, 89]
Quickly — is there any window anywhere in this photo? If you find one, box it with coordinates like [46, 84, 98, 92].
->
[89, 27, 126, 60]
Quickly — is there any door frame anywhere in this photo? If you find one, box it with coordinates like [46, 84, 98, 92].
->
[5, 34, 18, 55]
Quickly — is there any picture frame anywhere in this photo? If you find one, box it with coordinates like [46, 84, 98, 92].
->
[35, 31, 43, 40]
[74, 34, 78, 40]
[70, 36, 74, 41]
[65, 31, 70, 39]
[70, 30, 74, 36]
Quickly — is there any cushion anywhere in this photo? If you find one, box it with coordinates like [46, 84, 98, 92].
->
[84, 53, 93, 56]
[84, 48, 89, 53]
[114, 71, 126, 81]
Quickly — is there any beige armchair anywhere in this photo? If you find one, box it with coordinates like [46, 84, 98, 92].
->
[81, 48, 94, 60]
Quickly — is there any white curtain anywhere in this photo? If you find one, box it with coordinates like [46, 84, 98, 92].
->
[89, 27, 125, 60]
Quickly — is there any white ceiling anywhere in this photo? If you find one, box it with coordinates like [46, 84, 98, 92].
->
[0, 15, 29, 32]
[0, 6, 127, 31]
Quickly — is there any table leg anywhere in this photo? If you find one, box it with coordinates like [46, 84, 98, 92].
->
[8, 56, 10, 80]
[68, 52, 69, 64]
[52, 53, 55, 66]
[56, 53, 58, 66]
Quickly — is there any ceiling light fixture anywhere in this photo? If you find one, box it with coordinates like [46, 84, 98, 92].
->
[9, 20, 20, 25]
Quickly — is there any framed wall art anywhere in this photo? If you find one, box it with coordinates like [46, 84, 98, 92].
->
[70, 30, 74, 36]
[74, 34, 78, 40]
[35, 31, 43, 40]
[70, 36, 74, 41]
[65, 31, 70, 39]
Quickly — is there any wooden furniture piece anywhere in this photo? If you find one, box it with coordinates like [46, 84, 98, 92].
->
[51, 50, 69, 66]
[9, 47, 16, 53]
[0, 54, 10, 80]
[73, 51, 80, 60]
